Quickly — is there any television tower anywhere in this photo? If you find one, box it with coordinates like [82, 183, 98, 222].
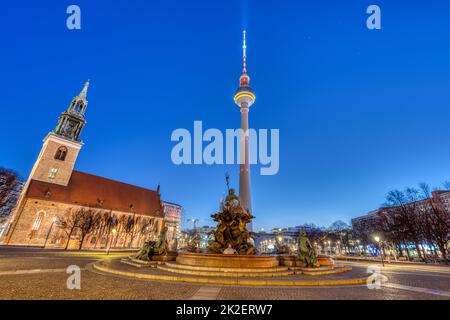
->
[233, 30, 256, 231]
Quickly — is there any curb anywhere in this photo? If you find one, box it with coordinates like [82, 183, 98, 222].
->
[93, 262, 368, 287]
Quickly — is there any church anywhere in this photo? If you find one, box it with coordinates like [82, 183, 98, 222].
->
[2, 81, 181, 249]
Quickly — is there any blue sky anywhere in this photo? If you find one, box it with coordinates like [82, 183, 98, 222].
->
[1, 1, 450, 230]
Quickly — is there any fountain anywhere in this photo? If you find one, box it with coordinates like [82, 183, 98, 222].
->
[175, 181, 279, 268]
[107, 178, 351, 285]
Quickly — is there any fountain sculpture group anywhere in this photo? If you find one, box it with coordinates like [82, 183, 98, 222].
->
[133, 178, 327, 270]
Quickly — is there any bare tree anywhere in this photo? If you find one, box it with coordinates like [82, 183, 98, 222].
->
[128, 215, 142, 248]
[416, 195, 450, 263]
[92, 210, 114, 249]
[104, 213, 118, 249]
[113, 215, 127, 247]
[0, 169, 15, 202]
[56, 207, 100, 250]
[123, 214, 136, 248]
[0, 168, 21, 214]
[77, 208, 101, 250]
[136, 217, 153, 246]
[56, 208, 84, 250]
[384, 188, 426, 260]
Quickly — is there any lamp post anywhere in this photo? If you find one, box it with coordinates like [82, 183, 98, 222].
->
[43, 217, 57, 248]
[188, 219, 199, 232]
[327, 240, 332, 256]
[107, 228, 117, 255]
[374, 236, 384, 267]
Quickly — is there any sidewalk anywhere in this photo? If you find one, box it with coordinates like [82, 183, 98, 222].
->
[333, 255, 448, 266]
[0, 244, 138, 254]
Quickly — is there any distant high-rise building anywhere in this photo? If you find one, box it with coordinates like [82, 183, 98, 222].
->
[162, 201, 183, 250]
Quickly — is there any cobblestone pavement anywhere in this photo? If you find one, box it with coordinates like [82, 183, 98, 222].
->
[99, 257, 370, 282]
[0, 247, 449, 300]
[216, 285, 448, 300]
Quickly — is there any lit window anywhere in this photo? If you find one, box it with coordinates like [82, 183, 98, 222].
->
[32, 211, 45, 231]
[48, 168, 58, 179]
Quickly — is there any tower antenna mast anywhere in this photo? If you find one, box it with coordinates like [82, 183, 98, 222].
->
[242, 30, 247, 73]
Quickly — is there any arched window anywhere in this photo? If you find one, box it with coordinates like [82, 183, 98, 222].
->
[75, 101, 84, 113]
[54, 146, 68, 161]
[32, 211, 45, 231]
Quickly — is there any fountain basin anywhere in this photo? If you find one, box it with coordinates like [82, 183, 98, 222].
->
[176, 252, 279, 268]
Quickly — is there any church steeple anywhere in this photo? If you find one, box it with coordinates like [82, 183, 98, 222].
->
[54, 81, 89, 141]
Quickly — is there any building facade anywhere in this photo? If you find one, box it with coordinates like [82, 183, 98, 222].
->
[162, 201, 182, 250]
[351, 190, 450, 258]
[1, 82, 171, 249]
[352, 190, 450, 230]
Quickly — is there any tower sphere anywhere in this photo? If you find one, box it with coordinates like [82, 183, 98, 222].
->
[234, 86, 256, 108]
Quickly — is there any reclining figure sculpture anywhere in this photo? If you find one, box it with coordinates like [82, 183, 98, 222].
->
[135, 227, 168, 261]
[297, 230, 318, 268]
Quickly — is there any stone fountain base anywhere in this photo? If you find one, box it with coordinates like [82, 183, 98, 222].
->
[176, 252, 279, 268]
[277, 254, 335, 267]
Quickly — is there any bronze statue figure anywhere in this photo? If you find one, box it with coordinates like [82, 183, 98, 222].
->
[297, 230, 318, 267]
[135, 227, 168, 261]
[185, 232, 201, 253]
[208, 178, 255, 255]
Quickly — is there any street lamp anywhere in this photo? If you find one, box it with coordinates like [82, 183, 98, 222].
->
[43, 217, 57, 248]
[327, 240, 332, 256]
[188, 219, 199, 232]
[107, 228, 117, 255]
[374, 235, 384, 267]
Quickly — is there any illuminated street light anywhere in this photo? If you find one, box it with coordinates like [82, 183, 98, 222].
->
[373, 235, 384, 267]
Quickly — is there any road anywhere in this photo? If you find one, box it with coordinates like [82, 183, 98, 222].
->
[0, 246, 448, 300]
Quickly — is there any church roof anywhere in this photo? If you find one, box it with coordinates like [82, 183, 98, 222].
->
[26, 171, 163, 218]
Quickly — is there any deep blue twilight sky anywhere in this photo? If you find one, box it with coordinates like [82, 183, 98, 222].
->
[1, 1, 450, 230]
